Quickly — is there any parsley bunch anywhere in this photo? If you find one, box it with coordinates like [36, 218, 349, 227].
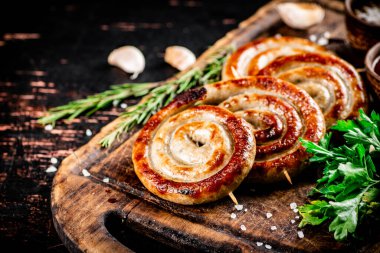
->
[299, 109, 380, 241]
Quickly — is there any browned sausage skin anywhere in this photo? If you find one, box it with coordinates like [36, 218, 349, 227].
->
[258, 53, 368, 125]
[223, 36, 367, 127]
[203, 77, 325, 183]
[132, 88, 256, 205]
[223, 36, 327, 79]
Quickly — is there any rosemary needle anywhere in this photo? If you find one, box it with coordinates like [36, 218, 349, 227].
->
[38, 82, 157, 126]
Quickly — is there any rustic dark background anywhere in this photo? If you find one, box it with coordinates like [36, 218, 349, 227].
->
[0, 1, 268, 252]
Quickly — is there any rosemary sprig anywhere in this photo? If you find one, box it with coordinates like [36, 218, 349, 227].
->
[38, 82, 157, 126]
[38, 48, 229, 147]
[100, 53, 228, 147]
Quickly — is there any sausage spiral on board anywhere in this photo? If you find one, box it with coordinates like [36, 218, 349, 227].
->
[132, 88, 256, 205]
[222, 36, 326, 79]
[203, 77, 325, 183]
[258, 53, 367, 127]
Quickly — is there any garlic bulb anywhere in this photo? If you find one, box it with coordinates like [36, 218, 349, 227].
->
[164, 46, 196, 71]
[108, 46, 145, 79]
[277, 2, 325, 30]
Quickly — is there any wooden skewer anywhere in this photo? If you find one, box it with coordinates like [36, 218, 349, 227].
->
[356, 67, 366, 73]
[283, 169, 293, 185]
[228, 192, 239, 205]
[231, 66, 241, 78]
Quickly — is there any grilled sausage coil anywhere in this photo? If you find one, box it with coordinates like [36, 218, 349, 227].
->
[203, 77, 325, 183]
[132, 88, 256, 205]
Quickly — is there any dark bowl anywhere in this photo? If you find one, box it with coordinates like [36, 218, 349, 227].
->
[345, 0, 380, 51]
[365, 42, 380, 99]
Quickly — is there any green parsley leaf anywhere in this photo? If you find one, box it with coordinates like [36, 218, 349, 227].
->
[328, 196, 361, 241]
[299, 110, 380, 241]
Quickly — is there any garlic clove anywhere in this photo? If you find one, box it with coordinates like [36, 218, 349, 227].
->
[108, 46, 145, 79]
[164, 46, 196, 71]
[277, 2, 325, 30]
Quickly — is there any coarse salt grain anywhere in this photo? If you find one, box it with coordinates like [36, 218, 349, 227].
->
[240, 225, 247, 231]
[317, 37, 328, 46]
[44, 124, 53, 131]
[235, 204, 243, 211]
[293, 208, 299, 213]
[50, 157, 58, 164]
[120, 103, 127, 109]
[295, 216, 300, 219]
[230, 213, 237, 219]
[244, 208, 248, 212]
[291, 219, 296, 224]
[270, 225, 277, 231]
[265, 244, 272, 249]
[46, 166, 57, 173]
[82, 169, 91, 177]
[266, 212, 273, 219]
[103, 177, 110, 183]
[86, 129, 93, 136]
[112, 100, 120, 107]
[290, 202, 297, 209]
[256, 242, 263, 246]
[297, 231, 305, 239]
[309, 34, 317, 42]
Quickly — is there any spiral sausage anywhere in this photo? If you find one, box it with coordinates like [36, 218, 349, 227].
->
[258, 53, 367, 126]
[132, 88, 256, 205]
[202, 77, 325, 183]
[223, 36, 326, 79]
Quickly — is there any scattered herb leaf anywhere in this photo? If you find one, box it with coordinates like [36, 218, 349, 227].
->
[299, 110, 380, 241]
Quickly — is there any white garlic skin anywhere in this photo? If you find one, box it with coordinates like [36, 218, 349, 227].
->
[164, 46, 196, 71]
[277, 2, 325, 30]
[108, 46, 145, 79]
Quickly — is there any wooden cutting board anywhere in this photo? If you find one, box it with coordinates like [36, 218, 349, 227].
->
[51, 0, 380, 252]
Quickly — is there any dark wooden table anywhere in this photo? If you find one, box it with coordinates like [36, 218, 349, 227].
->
[0, 1, 268, 252]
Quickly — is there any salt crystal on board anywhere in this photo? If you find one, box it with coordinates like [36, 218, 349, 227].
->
[120, 103, 127, 109]
[112, 100, 119, 107]
[256, 242, 263, 247]
[290, 202, 297, 209]
[82, 169, 91, 177]
[46, 166, 57, 173]
[230, 213, 237, 219]
[240, 225, 247, 231]
[103, 177, 110, 183]
[291, 219, 296, 224]
[317, 37, 328, 46]
[265, 244, 272, 249]
[86, 129, 93, 137]
[266, 212, 273, 219]
[298, 231, 305, 239]
[309, 34, 317, 42]
[235, 204, 243, 211]
[44, 124, 53, 131]
[270, 226, 277, 231]
[50, 157, 58, 164]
